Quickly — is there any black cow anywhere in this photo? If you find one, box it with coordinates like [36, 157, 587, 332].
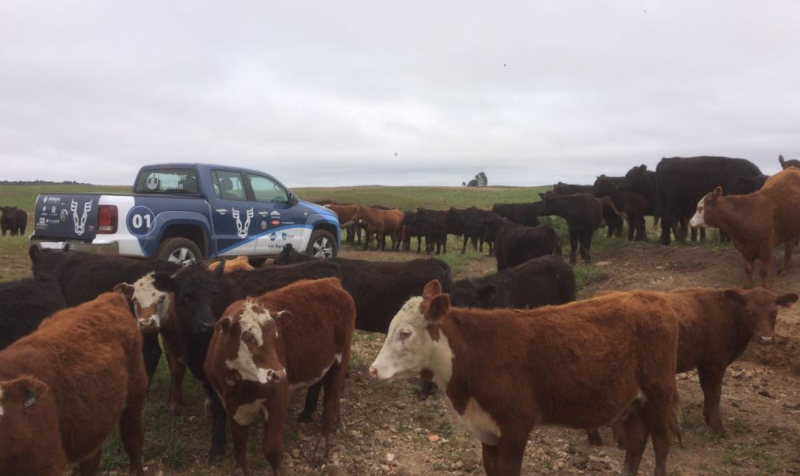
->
[779, 155, 800, 170]
[274, 244, 454, 400]
[620, 164, 661, 227]
[412, 208, 448, 255]
[656, 156, 768, 245]
[593, 175, 649, 241]
[1, 207, 27, 236]
[0, 275, 67, 350]
[481, 215, 561, 271]
[150, 259, 342, 463]
[552, 183, 623, 238]
[29, 247, 179, 380]
[450, 255, 575, 310]
[445, 207, 492, 254]
[537, 192, 604, 264]
[490, 203, 541, 227]
[400, 211, 424, 252]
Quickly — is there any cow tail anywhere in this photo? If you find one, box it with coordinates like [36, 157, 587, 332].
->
[671, 391, 684, 448]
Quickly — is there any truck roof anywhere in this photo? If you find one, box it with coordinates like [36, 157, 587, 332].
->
[138, 163, 277, 178]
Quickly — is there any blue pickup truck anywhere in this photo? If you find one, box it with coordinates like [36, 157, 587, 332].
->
[30, 163, 341, 264]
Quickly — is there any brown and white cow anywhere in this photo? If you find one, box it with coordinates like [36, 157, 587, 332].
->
[204, 277, 356, 476]
[0, 292, 148, 476]
[115, 273, 188, 415]
[370, 280, 681, 476]
[690, 167, 800, 288]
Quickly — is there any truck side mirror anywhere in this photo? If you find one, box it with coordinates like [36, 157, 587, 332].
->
[288, 192, 299, 206]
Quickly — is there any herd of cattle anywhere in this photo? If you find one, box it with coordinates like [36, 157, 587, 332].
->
[0, 154, 799, 476]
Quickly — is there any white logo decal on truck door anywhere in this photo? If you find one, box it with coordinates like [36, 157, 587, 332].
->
[232, 208, 254, 238]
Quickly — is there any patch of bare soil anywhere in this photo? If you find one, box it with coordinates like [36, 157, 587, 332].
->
[159, 242, 800, 476]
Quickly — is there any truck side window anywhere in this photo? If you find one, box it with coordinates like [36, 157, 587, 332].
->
[247, 174, 288, 204]
[212, 170, 246, 201]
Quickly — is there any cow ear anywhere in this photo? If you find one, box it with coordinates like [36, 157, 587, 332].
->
[713, 187, 723, 198]
[779, 155, 785, 164]
[213, 259, 226, 278]
[113, 283, 135, 300]
[724, 290, 748, 307]
[422, 280, 442, 300]
[275, 310, 293, 328]
[639, 164, 647, 171]
[478, 285, 497, 301]
[216, 316, 233, 333]
[776, 293, 799, 308]
[424, 294, 450, 321]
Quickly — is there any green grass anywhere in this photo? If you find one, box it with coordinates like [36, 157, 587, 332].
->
[0, 235, 34, 282]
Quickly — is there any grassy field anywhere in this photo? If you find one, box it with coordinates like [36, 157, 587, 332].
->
[0, 183, 129, 210]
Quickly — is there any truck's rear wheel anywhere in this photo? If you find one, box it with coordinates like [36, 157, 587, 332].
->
[157, 237, 202, 265]
[306, 229, 337, 258]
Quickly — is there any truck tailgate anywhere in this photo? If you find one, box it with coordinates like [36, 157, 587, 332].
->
[33, 194, 100, 241]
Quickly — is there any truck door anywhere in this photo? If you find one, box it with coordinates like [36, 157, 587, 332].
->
[246, 173, 305, 254]
[209, 169, 256, 256]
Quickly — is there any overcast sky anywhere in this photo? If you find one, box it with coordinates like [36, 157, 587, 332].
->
[2, 1, 799, 187]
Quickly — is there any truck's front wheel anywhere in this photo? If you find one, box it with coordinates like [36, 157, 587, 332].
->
[157, 237, 202, 265]
[306, 229, 337, 258]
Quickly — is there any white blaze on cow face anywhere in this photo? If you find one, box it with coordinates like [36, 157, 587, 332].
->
[126, 273, 171, 330]
[225, 301, 286, 385]
[689, 197, 706, 228]
[370, 297, 454, 389]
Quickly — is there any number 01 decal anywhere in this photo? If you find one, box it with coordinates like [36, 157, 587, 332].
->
[127, 206, 156, 237]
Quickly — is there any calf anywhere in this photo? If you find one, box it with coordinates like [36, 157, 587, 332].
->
[400, 210, 424, 252]
[490, 202, 541, 227]
[30, 248, 180, 380]
[482, 215, 561, 271]
[0, 292, 148, 476]
[0, 274, 67, 350]
[351, 205, 403, 251]
[450, 255, 575, 309]
[779, 154, 800, 170]
[205, 278, 356, 476]
[370, 281, 681, 476]
[0, 206, 27, 236]
[537, 192, 604, 264]
[620, 164, 661, 228]
[552, 184, 623, 238]
[413, 208, 449, 254]
[690, 168, 800, 289]
[593, 175, 649, 241]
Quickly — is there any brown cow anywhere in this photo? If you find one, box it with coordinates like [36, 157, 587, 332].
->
[208, 255, 256, 272]
[0, 292, 147, 476]
[371, 280, 681, 476]
[326, 204, 362, 244]
[589, 286, 799, 446]
[351, 205, 403, 251]
[690, 168, 800, 288]
[204, 278, 356, 476]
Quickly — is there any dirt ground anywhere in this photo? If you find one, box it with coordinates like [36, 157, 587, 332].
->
[150, 242, 800, 476]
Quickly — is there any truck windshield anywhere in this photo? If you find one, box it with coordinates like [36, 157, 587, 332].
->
[135, 168, 198, 194]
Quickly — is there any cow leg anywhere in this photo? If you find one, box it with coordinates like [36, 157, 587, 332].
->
[263, 401, 288, 476]
[363, 229, 371, 251]
[642, 398, 674, 476]
[119, 395, 146, 476]
[141, 331, 162, 386]
[164, 344, 187, 416]
[207, 390, 228, 465]
[416, 235, 422, 253]
[317, 355, 349, 464]
[481, 443, 499, 476]
[568, 229, 578, 265]
[621, 408, 648, 476]
[698, 367, 725, 434]
[659, 216, 671, 245]
[77, 449, 102, 476]
[586, 428, 603, 446]
[418, 381, 437, 400]
[759, 249, 773, 289]
[780, 239, 795, 274]
[580, 233, 592, 264]
[298, 382, 323, 423]
[743, 259, 756, 289]
[461, 235, 468, 254]
[230, 417, 252, 476]
[495, 434, 528, 476]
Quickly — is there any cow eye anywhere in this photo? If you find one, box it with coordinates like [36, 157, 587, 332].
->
[399, 329, 412, 341]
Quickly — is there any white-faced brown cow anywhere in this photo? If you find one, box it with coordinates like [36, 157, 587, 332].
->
[204, 278, 356, 476]
[370, 280, 681, 476]
[690, 167, 800, 289]
[0, 292, 148, 476]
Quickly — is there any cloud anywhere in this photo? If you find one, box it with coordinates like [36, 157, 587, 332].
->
[1, 0, 799, 187]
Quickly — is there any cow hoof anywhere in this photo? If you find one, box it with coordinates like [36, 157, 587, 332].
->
[297, 413, 314, 424]
[587, 432, 603, 446]
[208, 451, 224, 466]
[417, 383, 436, 400]
[312, 437, 330, 467]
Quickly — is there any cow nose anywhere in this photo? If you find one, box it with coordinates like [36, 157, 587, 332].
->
[759, 335, 774, 345]
[139, 320, 157, 333]
[368, 366, 378, 378]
